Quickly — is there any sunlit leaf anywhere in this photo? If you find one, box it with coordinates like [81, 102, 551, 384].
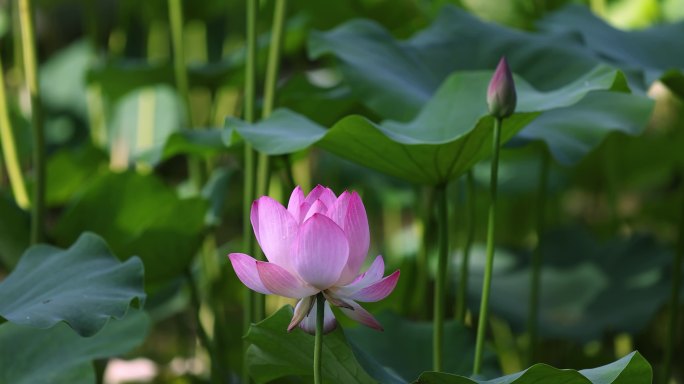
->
[108, 85, 185, 166]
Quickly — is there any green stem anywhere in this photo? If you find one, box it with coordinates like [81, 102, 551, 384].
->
[433, 184, 449, 371]
[254, 0, 287, 205]
[413, 187, 435, 319]
[18, 0, 45, 244]
[185, 269, 221, 383]
[473, 117, 503, 375]
[314, 292, 325, 384]
[663, 184, 684, 381]
[242, 0, 258, 382]
[168, 0, 205, 191]
[456, 170, 475, 323]
[527, 149, 549, 366]
[12, 2, 24, 79]
[168, 0, 190, 119]
[253, 0, 286, 197]
[0, 55, 30, 209]
[262, 0, 286, 120]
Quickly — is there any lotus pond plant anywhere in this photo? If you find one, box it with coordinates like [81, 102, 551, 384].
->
[229, 185, 400, 382]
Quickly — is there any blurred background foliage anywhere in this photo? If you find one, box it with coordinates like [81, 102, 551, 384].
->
[0, 0, 683, 383]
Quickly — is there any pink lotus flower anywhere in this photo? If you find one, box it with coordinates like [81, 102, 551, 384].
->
[229, 185, 400, 334]
[487, 56, 517, 119]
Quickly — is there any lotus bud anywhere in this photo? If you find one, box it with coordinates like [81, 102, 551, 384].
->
[487, 57, 517, 119]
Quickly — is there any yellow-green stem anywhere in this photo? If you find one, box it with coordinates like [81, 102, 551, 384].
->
[12, 2, 24, 79]
[433, 184, 449, 371]
[473, 117, 503, 374]
[0, 56, 30, 208]
[168, 0, 190, 117]
[456, 170, 475, 323]
[527, 149, 549, 365]
[314, 292, 325, 384]
[18, 0, 45, 244]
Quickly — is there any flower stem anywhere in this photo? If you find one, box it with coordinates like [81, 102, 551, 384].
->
[253, 0, 288, 322]
[242, 0, 258, 382]
[527, 148, 549, 365]
[314, 292, 325, 384]
[456, 170, 475, 323]
[473, 117, 503, 375]
[18, 0, 45, 244]
[663, 184, 684, 381]
[433, 184, 448, 371]
[0, 55, 30, 209]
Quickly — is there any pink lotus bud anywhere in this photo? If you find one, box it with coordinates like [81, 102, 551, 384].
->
[487, 57, 517, 119]
[228, 185, 400, 334]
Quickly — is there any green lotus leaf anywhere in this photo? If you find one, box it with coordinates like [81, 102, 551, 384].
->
[0, 233, 144, 336]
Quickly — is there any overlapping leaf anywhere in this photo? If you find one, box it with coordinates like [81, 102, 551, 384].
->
[308, 5, 600, 122]
[0, 309, 150, 384]
[414, 351, 651, 384]
[462, 228, 676, 341]
[0, 233, 144, 336]
[52, 172, 208, 285]
[308, 6, 655, 166]
[538, 4, 684, 95]
[229, 66, 642, 184]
